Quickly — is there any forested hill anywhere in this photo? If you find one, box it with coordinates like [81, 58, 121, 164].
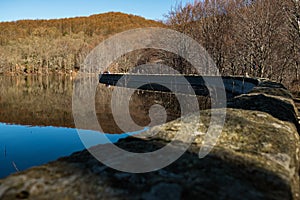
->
[0, 12, 164, 74]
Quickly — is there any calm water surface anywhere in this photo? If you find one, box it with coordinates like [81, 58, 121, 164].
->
[0, 123, 139, 178]
[0, 75, 208, 178]
[0, 75, 151, 178]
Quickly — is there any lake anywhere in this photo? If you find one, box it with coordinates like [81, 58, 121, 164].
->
[0, 123, 145, 178]
[0, 74, 208, 178]
[0, 75, 148, 178]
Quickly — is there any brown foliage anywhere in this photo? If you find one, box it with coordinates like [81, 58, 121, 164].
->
[0, 12, 164, 74]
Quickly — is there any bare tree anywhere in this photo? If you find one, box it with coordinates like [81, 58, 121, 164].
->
[283, 0, 300, 81]
[234, 0, 286, 78]
[166, 0, 239, 73]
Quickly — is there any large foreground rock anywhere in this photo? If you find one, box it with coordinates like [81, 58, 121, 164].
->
[0, 108, 299, 200]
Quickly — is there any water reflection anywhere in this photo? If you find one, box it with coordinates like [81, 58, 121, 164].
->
[0, 75, 201, 132]
[0, 75, 74, 128]
[0, 74, 210, 178]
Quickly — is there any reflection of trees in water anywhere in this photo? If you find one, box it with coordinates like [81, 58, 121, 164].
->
[130, 90, 211, 125]
[0, 75, 211, 133]
[0, 75, 74, 128]
[95, 84, 211, 133]
[95, 84, 152, 133]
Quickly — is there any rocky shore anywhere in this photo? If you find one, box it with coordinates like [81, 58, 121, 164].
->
[0, 79, 299, 200]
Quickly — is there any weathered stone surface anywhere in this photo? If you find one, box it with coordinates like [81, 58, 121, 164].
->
[249, 87, 294, 99]
[0, 108, 299, 200]
[228, 93, 298, 125]
[256, 80, 287, 89]
[228, 80, 299, 132]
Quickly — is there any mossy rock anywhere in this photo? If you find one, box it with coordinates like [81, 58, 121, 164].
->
[257, 80, 287, 90]
[0, 109, 299, 200]
[249, 87, 294, 99]
[228, 79, 299, 133]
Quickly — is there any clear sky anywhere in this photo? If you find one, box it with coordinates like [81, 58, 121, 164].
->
[0, 0, 193, 22]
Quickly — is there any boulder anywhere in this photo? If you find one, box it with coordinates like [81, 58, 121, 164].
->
[0, 108, 299, 200]
[228, 80, 299, 132]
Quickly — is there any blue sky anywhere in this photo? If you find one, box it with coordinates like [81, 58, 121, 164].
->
[0, 0, 193, 22]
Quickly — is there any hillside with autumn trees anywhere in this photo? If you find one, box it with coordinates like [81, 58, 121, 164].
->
[0, 1, 299, 93]
[0, 12, 163, 74]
